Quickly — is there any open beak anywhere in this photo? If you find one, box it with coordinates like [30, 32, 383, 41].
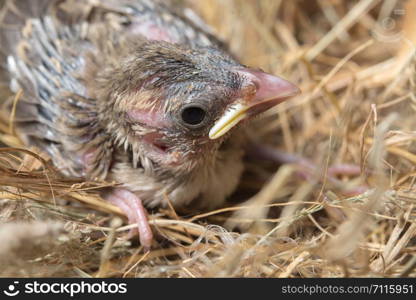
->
[209, 69, 300, 140]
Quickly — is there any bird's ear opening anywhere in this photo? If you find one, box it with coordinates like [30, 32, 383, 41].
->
[127, 108, 170, 129]
[125, 107, 183, 167]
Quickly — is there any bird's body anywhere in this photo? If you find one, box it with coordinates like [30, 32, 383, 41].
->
[0, 0, 299, 247]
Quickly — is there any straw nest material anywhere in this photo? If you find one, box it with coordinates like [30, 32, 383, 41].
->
[0, 0, 415, 277]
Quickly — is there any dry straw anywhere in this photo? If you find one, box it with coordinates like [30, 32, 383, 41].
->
[0, 0, 415, 277]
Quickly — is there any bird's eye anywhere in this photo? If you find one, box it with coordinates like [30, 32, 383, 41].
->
[180, 106, 207, 127]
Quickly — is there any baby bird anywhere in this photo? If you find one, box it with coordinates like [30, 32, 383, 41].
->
[0, 0, 299, 248]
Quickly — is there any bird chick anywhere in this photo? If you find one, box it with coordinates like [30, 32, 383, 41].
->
[0, 0, 300, 248]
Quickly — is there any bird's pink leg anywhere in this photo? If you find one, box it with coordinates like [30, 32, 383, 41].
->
[104, 188, 153, 249]
[247, 143, 366, 194]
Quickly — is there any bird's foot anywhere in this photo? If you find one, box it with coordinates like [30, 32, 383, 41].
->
[104, 188, 153, 249]
[247, 143, 367, 195]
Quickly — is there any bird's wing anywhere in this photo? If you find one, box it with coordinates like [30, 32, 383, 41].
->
[0, 0, 113, 179]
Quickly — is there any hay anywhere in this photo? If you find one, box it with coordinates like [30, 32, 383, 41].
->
[0, 0, 415, 277]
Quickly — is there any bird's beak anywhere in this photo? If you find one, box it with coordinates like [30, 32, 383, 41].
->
[209, 69, 300, 140]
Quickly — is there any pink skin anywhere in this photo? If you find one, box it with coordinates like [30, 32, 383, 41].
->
[326, 164, 362, 177]
[104, 188, 153, 249]
[129, 21, 176, 43]
[82, 148, 100, 175]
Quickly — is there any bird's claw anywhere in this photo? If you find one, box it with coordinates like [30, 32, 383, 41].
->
[105, 188, 153, 249]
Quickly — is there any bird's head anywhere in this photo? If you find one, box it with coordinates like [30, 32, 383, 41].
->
[93, 40, 299, 173]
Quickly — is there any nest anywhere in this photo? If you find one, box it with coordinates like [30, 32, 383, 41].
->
[0, 0, 415, 277]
